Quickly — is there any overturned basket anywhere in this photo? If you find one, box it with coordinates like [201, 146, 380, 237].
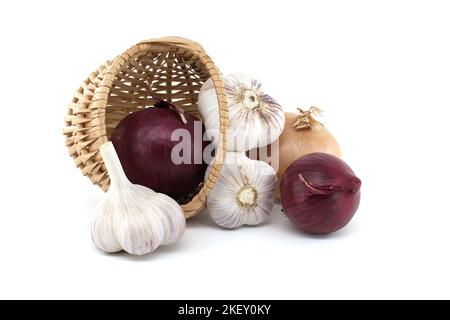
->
[64, 37, 228, 218]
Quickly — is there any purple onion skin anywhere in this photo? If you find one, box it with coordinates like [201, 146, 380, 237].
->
[110, 107, 210, 200]
[280, 153, 361, 234]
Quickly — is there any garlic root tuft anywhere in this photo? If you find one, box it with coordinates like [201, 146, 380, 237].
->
[206, 152, 276, 229]
[199, 73, 285, 152]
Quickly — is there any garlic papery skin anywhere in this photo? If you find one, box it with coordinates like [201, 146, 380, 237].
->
[91, 142, 186, 256]
[205, 152, 277, 229]
[198, 73, 285, 152]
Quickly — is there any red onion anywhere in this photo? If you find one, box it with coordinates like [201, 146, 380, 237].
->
[280, 153, 361, 234]
[110, 85, 210, 202]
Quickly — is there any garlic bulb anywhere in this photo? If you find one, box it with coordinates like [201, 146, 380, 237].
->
[91, 142, 186, 255]
[205, 152, 277, 229]
[198, 73, 285, 152]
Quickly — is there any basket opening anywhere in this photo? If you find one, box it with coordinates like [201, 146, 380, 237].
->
[105, 50, 209, 139]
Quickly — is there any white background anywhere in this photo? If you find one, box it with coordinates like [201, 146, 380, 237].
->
[0, 0, 449, 300]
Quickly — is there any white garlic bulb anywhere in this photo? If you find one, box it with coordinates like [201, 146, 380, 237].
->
[198, 73, 285, 152]
[205, 152, 277, 229]
[91, 142, 186, 255]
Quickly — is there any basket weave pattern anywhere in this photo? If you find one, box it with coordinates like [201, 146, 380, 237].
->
[64, 37, 228, 218]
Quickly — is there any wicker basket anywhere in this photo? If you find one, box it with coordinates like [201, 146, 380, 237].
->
[64, 37, 228, 218]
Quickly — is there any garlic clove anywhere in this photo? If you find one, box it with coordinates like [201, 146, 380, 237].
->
[91, 198, 121, 253]
[206, 152, 277, 229]
[153, 194, 186, 245]
[134, 185, 185, 246]
[114, 210, 162, 256]
[112, 186, 164, 255]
